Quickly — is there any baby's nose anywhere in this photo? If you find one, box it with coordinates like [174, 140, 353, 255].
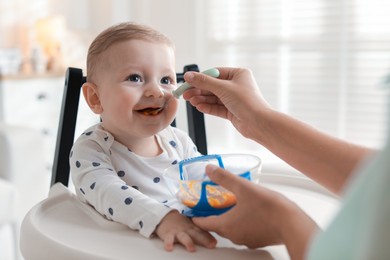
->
[144, 82, 164, 98]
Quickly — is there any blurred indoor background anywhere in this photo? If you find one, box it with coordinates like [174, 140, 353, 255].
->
[1, 0, 389, 259]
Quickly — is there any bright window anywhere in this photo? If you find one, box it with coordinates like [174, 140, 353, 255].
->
[202, 0, 390, 149]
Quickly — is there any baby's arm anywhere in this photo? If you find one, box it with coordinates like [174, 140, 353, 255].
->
[155, 210, 217, 252]
[154, 128, 216, 251]
[70, 131, 172, 237]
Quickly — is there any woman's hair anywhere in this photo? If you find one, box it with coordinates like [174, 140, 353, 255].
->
[86, 22, 174, 83]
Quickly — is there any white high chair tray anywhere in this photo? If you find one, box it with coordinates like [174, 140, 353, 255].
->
[20, 172, 339, 260]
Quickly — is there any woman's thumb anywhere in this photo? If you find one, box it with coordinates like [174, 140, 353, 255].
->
[205, 164, 243, 193]
[184, 71, 219, 91]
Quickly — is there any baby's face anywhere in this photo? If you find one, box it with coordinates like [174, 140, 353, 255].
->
[94, 39, 179, 145]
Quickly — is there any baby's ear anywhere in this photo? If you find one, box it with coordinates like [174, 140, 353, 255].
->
[82, 82, 103, 114]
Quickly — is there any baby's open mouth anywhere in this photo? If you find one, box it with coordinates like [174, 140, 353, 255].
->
[137, 106, 164, 116]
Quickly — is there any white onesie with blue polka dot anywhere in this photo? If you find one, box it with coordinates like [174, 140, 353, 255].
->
[70, 123, 200, 237]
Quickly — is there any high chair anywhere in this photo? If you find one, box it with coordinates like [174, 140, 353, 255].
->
[20, 65, 340, 260]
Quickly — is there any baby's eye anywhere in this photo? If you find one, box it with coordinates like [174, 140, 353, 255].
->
[160, 76, 172, 85]
[127, 74, 142, 82]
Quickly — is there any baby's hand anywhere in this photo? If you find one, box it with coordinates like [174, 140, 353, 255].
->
[155, 210, 217, 252]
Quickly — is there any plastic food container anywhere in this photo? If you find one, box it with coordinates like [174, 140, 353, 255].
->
[163, 154, 261, 216]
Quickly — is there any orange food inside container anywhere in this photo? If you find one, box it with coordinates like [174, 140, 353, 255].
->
[177, 180, 237, 209]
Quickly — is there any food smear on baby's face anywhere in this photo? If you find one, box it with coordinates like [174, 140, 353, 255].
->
[139, 107, 164, 116]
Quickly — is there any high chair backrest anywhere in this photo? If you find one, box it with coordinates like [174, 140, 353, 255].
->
[51, 64, 207, 187]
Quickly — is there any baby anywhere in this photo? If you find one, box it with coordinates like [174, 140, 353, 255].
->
[70, 22, 216, 252]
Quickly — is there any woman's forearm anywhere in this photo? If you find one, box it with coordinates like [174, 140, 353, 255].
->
[253, 109, 374, 194]
[278, 199, 319, 260]
[183, 68, 373, 193]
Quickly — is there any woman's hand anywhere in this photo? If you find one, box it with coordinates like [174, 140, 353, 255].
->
[183, 67, 271, 140]
[192, 165, 318, 259]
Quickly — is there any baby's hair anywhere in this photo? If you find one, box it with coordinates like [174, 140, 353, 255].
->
[86, 22, 174, 83]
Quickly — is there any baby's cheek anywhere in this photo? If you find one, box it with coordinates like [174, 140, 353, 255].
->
[167, 99, 179, 115]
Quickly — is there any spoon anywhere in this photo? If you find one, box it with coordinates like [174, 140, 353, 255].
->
[172, 68, 220, 98]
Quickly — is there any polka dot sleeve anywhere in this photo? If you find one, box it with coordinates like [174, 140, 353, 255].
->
[70, 125, 174, 237]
